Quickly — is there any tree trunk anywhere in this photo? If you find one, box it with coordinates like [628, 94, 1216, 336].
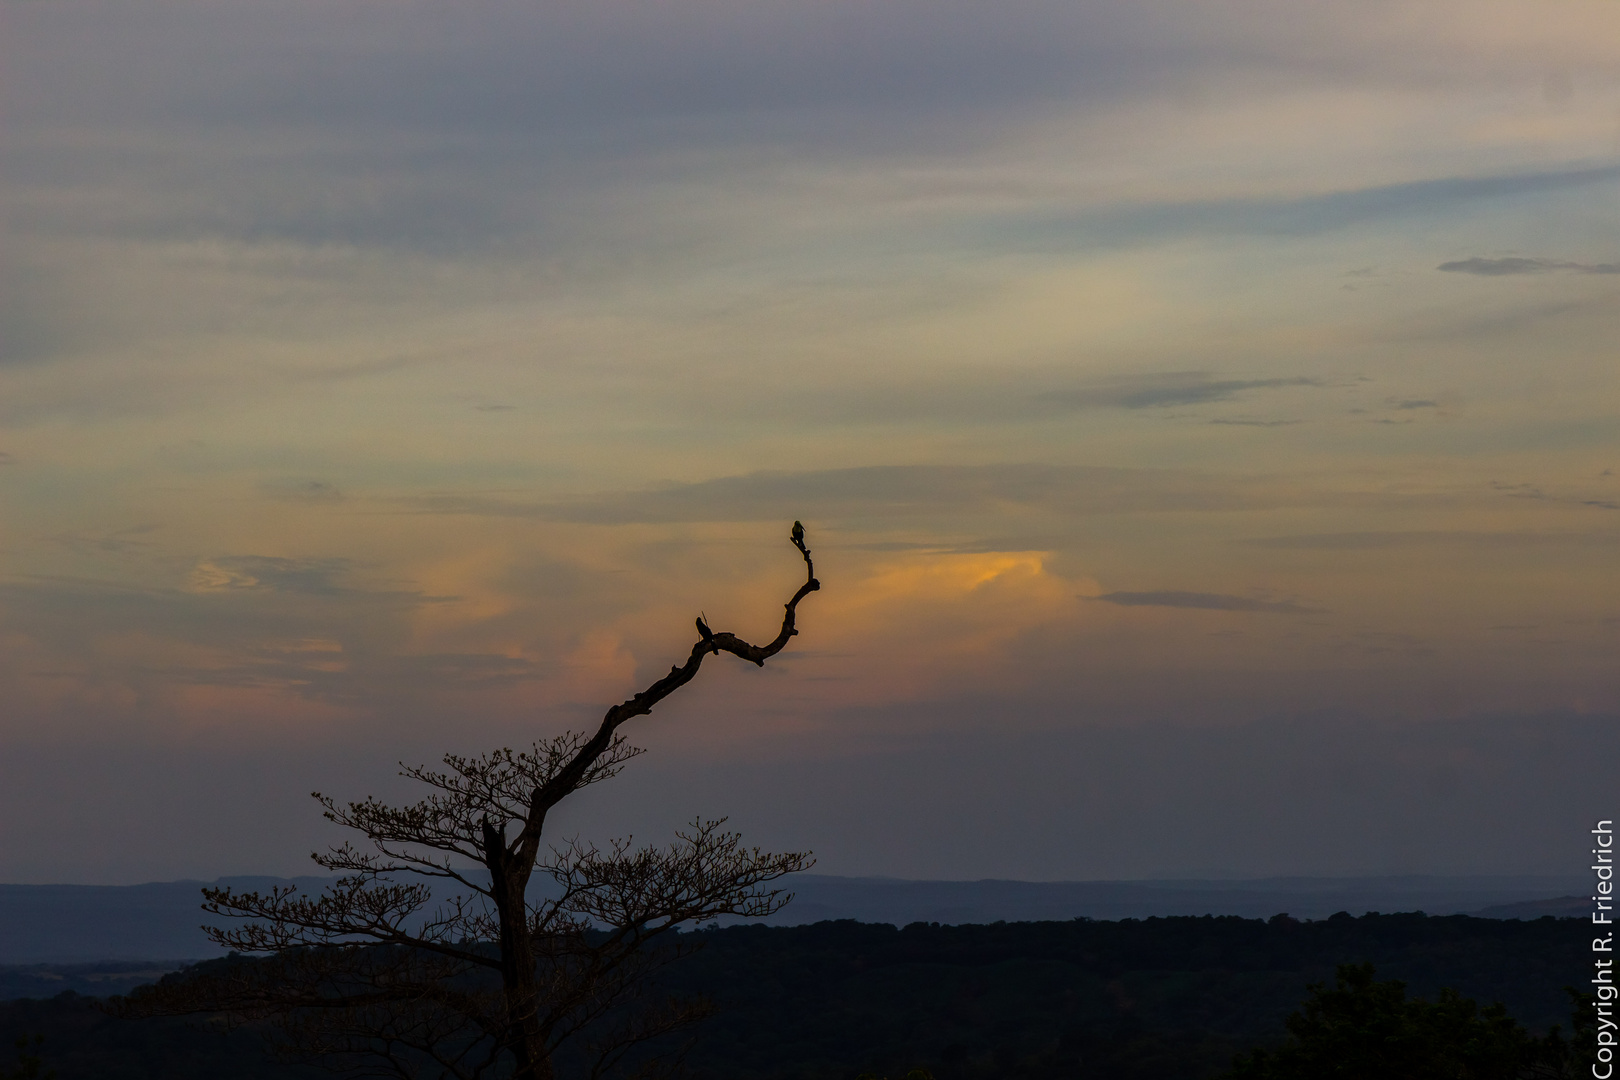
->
[487, 825, 555, 1080]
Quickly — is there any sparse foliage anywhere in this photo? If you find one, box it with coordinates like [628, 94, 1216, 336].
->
[119, 526, 822, 1080]
[0, 1036, 54, 1080]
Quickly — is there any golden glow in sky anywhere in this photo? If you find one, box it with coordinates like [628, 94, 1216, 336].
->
[1, 0, 1616, 882]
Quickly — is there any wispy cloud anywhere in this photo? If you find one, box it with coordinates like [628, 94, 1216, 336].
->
[1242, 531, 1620, 549]
[1438, 257, 1620, 276]
[393, 464, 1278, 523]
[1094, 591, 1320, 613]
[1046, 373, 1320, 410]
[998, 165, 1620, 251]
[49, 525, 160, 555]
[1489, 480, 1620, 512]
[258, 480, 347, 504]
[0, 570, 490, 708]
[185, 556, 442, 602]
[173, 649, 538, 696]
[188, 556, 354, 596]
[183, 556, 460, 602]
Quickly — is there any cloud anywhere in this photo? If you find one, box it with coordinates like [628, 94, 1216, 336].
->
[1045, 373, 1320, 410]
[258, 479, 346, 503]
[12, 0, 1618, 275]
[1437, 257, 1620, 276]
[0, 568, 511, 712]
[0, 575, 343, 678]
[1241, 530, 1620, 550]
[997, 165, 1620, 253]
[188, 556, 356, 596]
[1390, 399, 1437, 409]
[173, 649, 538, 696]
[1487, 480, 1620, 512]
[1093, 590, 1320, 613]
[395, 464, 1277, 524]
[14, 0, 1620, 142]
[1209, 418, 1301, 427]
[49, 525, 160, 555]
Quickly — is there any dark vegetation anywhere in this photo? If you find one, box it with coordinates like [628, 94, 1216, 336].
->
[0, 912, 1589, 1079]
[1221, 962, 1593, 1080]
[654, 912, 1587, 1080]
[0, 1035, 55, 1080]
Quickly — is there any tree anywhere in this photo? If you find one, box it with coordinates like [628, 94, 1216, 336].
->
[0, 1036, 54, 1080]
[119, 524, 822, 1080]
[1222, 962, 1588, 1080]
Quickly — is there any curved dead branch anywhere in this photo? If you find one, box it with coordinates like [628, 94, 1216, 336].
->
[521, 525, 819, 841]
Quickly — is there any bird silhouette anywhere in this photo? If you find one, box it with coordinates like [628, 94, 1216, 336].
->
[696, 613, 719, 654]
[791, 520, 805, 547]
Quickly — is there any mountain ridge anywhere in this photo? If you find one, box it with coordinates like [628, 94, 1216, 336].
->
[0, 873, 1587, 964]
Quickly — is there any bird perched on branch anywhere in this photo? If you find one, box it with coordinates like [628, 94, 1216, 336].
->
[791, 520, 807, 551]
[696, 613, 719, 654]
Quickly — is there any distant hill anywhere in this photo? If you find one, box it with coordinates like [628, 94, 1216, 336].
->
[0, 878, 336, 964]
[756, 873, 1589, 927]
[1469, 895, 1593, 919]
[0, 873, 1587, 965]
[0, 962, 189, 1002]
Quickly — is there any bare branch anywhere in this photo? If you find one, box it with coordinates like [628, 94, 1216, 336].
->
[549, 819, 813, 929]
[524, 528, 819, 844]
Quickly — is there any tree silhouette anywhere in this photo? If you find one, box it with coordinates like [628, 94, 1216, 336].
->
[1222, 962, 1590, 1080]
[120, 524, 822, 1080]
[0, 1036, 55, 1080]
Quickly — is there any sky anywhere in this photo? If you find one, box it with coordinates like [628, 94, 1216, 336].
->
[1, 0, 1617, 886]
